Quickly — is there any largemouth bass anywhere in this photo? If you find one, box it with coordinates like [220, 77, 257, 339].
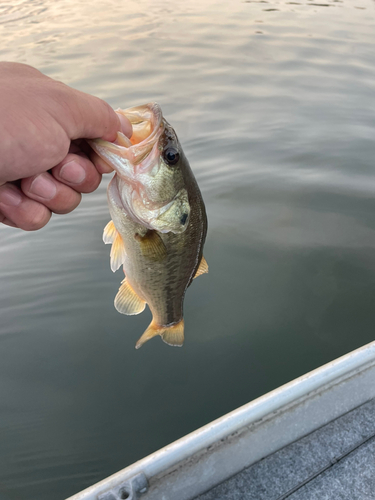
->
[90, 103, 208, 349]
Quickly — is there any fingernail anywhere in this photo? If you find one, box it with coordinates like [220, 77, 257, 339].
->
[29, 174, 57, 200]
[0, 186, 22, 206]
[60, 161, 86, 184]
[117, 112, 133, 138]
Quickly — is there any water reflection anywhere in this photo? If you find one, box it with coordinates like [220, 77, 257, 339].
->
[0, 1, 47, 26]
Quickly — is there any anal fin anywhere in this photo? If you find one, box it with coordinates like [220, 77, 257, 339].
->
[114, 278, 146, 315]
[193, 256, 209, 279]
[135, 319, 184, 349]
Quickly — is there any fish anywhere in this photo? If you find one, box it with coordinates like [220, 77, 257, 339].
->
[89, 103, 208, 349]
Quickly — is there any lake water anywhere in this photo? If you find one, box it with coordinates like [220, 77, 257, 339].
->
[1, 0, 375, 498]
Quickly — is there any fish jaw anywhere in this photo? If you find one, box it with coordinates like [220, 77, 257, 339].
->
[90, 139, 135, 181]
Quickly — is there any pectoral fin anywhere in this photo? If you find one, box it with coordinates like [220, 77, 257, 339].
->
[110, 233, 126, 272]
[135, 319, 184, 349]
[103, 220, 117, 244]
[114, 278, 146, 315]
[193, 256, 209, 279]
[134, 230, 167, 261]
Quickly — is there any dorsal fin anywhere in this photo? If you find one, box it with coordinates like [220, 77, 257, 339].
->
[103, 220, 117, 244]
[114, 278, 146, 315]
[110, 233, 126, 272]
[193, 256, 209, 279]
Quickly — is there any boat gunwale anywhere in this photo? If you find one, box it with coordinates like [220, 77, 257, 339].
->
[67, 340, 375, 500]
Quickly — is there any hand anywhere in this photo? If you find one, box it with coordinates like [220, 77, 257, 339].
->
[0, 62, 132, 230]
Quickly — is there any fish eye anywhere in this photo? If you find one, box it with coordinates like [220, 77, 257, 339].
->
[163, 147, 180, 166]
[180, 213, 188, 225]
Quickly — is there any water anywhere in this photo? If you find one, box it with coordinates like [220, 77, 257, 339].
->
[1, 0, 375, 498]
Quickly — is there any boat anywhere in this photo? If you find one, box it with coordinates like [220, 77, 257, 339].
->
[67, 339, 375, 500]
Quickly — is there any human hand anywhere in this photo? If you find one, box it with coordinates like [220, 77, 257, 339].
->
[0, 62, 132, 230]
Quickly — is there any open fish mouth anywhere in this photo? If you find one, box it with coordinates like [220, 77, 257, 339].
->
[90, 102, 164, 173]
[117, 103, 163, 148]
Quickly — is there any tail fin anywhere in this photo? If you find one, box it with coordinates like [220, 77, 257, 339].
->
[135, 319, 184, 349]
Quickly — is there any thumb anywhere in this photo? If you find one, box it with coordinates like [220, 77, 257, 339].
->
[64, 87, 132, 142]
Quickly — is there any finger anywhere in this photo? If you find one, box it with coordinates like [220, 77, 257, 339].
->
[0, 184, 51, 231]
[21, 172, 82, 215]
[51, 153, 102, 193]
[89, 149, 114, 174]
[117, 112, 133, 138]
[0, 211, 17, 228]
[69, 139, 91, 156]
[63, 87, 133, 142]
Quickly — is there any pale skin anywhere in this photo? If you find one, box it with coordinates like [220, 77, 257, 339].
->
[0, 62, 132, 230]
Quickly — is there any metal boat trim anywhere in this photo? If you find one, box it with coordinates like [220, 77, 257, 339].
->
[67, 340, 375, 500]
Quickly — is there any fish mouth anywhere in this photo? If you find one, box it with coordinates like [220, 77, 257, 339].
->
[90, 103, 164, 173]
[119, 103, 163, 148]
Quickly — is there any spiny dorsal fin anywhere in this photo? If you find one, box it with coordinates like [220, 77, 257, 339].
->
[110, 233, 126, 272]
[114, 278, 146, 315]
[193, 256, 209, 279]
[103, 220, 117, 244]
[134, 230, 167, 261]
[135, 319, 184, 349]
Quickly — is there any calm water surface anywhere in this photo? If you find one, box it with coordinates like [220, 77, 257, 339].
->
[1, 0, 375, 498]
